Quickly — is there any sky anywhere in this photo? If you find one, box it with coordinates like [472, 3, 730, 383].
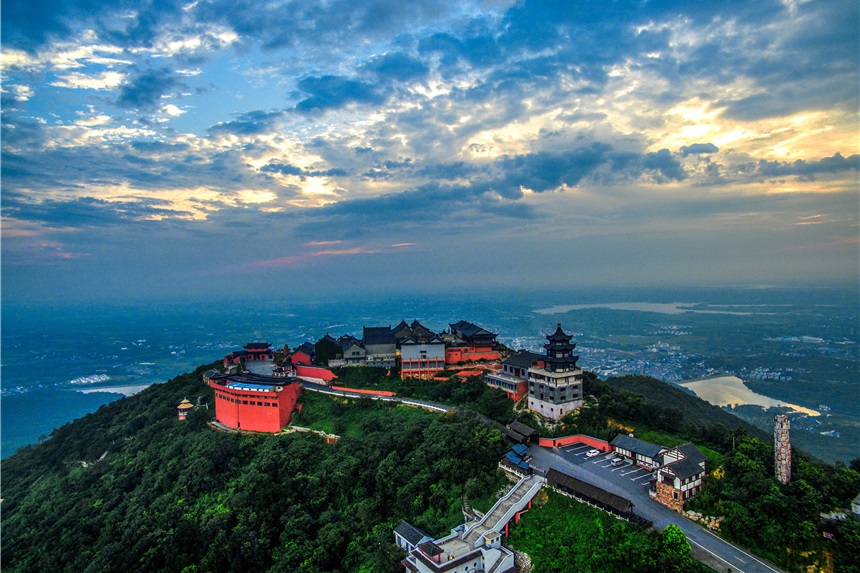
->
[2, 0, 858, 303]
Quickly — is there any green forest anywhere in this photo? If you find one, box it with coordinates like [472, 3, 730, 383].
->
[508, 491, 710, 573]
[2, 364, 508, 573]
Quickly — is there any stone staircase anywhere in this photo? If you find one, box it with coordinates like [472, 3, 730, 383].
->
[462, 474, 544, 546]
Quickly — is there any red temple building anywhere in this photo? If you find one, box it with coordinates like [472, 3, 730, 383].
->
[445, 320, 502, 364]
[290, 342, 316, 366]
[244, 342, 274, 361]
[223, 341, 275, 367]
[209, 372, 301, 433]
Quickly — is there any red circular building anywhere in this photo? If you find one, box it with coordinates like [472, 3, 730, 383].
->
[208, 372, 301, 433]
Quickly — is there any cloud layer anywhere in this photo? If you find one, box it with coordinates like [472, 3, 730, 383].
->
[2, 0, 858, 300]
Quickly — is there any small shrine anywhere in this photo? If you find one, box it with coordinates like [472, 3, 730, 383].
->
[177, 398, 194, 421]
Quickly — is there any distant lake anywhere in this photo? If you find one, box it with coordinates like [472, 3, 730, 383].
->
[534, 302, 772, 316]
[680, 376, 820, 417]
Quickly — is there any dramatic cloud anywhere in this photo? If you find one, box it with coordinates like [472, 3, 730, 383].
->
[1, 0, 857, 301]
[680, 143, 719, 157]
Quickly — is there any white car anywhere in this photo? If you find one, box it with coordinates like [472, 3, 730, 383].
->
[585, 449, 601, 458]
[610, 457, 625, 467]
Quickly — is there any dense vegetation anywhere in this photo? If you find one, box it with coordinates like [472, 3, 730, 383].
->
[2, 364, 508, 573]
[572, 374, 768, 443]
[686, 435, 860, 572]
[508, 491, 710, 573]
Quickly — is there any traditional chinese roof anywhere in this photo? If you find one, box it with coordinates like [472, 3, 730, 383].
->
[546, 323, 573, 343]
[400, 334, 444, 346]
[244, 342, 271, 350]
[177, 398, 194, 410]
[503, 350, 543, 369]
[610, 434, 666, 459]
[449, 320, 497, 341]
[508, 420, 539, 439]
[337, 335, 363, 349]
[546, 468, 633, 514]
[409, 320, 434, 338]
[661, 456, 706, 480]
[417, 541, 444, 557]
[393, 320, 438, 344]
[296, 341, 316, 356]
[394, 521, 431, 547]
[364, 326, 394, 346]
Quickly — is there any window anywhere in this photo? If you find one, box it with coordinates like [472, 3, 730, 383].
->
[242, 400, 248, 405]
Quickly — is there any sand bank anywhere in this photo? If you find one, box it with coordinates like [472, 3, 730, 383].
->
[680, 376, 819, 417]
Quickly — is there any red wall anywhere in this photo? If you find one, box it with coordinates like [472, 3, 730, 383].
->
[537, 434, 613, 452]
[295, 364, 336, 382]
[211, 380, 301, 433]
[445, 347, 502, 365]
[291, 350, 313, 366]
[331, 386, 396, 397]
[510, 381, 527, 402]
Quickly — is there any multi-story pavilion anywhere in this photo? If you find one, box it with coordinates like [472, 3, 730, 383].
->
[526, 323, 584, 420]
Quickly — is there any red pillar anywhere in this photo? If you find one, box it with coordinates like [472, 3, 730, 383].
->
[505, 522, 509, 536]
[515, 511, 520, 524]
[528, 500, 532, 509]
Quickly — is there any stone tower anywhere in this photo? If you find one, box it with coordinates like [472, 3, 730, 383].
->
[774, 415, 791, 484]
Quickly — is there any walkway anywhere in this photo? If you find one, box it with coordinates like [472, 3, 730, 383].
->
[300, 380, 456, 413]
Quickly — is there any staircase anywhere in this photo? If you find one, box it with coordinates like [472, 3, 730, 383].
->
[462, 474, 544, 546]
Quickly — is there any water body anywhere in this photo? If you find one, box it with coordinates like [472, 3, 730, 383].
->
[534, 302, 767, 316]
[680, 376, 820, 417]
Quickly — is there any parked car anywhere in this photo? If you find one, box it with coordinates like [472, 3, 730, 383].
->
[585, 449, 601, 458]
[610, 457, 625, 467]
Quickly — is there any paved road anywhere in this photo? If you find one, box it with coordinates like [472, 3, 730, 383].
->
[528, 444, 787, 573]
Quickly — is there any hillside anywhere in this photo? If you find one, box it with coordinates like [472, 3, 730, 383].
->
[1, 364, 508, 573]
[4, 364, 859, 573]
[601, 374, 770, 437]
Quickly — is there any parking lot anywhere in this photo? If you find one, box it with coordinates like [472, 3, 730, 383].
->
[559, 443, 655, 490]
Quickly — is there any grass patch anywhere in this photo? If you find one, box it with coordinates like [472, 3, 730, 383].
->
[293, 389, 438, 438]
[508, 490, 712, 573]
